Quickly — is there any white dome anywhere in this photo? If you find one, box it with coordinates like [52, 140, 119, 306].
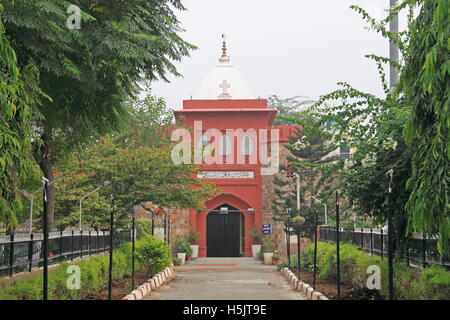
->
[194, 38, 254, 100]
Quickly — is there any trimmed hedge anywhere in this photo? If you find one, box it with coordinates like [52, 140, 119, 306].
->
[278, 242, 450, 300]
[0, 235, 171, 300]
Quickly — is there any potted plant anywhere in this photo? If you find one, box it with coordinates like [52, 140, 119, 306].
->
[173, 238, 192, 265]
[172, 256, 182, 266]
[248, 225, 262, 258]
[187, 228, 200, 259]
[262, 236, 274, 265]
[257, 251, 264, 261]
[272, 250, 281, 265]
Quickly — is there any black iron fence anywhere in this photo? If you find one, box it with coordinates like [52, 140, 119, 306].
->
[319, 226, 449, 269]
[0, 229, 131, 278]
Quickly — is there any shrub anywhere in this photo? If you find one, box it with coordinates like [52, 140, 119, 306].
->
[172, 257, 182, 266]
[272, 250, 281, 260]
[0, 235, 172, 300]
[416, 265, 450, 300]
[390, 264, 450, 300]
[292, 241, 449, 300]
[135, 219, 152, 240]
[135, 234, 171, 277]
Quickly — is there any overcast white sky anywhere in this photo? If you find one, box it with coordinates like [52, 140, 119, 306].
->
[150, 0, 410, 110]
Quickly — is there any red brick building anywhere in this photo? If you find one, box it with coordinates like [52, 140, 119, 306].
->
[168, 37, 299, 257]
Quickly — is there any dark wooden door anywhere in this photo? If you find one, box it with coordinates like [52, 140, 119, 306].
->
[207, 212, 240, 257]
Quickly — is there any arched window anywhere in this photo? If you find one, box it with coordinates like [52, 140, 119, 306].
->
[219, 134, 232, 155]
[240, 135, 254, 155]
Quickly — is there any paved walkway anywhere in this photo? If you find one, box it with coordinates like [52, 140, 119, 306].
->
[144, 257, 306, 300]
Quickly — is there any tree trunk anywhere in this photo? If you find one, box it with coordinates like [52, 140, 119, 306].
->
[394, 218, 408, 260]
[39, 132, 56, 231]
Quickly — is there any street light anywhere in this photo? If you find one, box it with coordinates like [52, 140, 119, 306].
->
[23, 187, 42, 234]
[79, 180, 111, 230]
[311, 196, 328, 226]
[281, 164, 301, 215]
[311, 196, 326, 290]
[23, 176, 65, 234]
[293, 172, 300, 215]
[286, 208, 293, 269]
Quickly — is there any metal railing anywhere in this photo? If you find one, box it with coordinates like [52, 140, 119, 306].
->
[0, 229, 131, 278]
[319, 226, 449, 269]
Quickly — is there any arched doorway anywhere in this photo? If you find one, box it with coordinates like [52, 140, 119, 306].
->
[207, 204, 242, 257]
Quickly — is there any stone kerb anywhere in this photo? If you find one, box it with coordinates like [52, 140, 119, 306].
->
[282, 268, 329, 301]
[122, 265, 174, 300]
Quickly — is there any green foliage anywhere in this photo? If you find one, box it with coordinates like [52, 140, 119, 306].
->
[261, 236, 275, 253]
[172, 256, 182, 266]
[399, 0, 450, 254]
[279, 241, 450, 300]
[272, 250, 281, 260]
[248, 225, 262, 244]
[52, 95, 219, 230]
[186, 227, 200, 245]
[416, 265, 450, 300]
[173, 238, 192, 255]
[303, 1, 450, 256]
[2, 0, 196, 229]
[135, 219, 152, 240]
[0, 236, 171, 300]
[0, 4, 40, 232]
[271, 106, 342, 239]
[135, 234, 171, 277]
[268, 95, 315, 125]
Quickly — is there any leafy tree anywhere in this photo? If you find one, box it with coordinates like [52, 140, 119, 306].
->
[53, 95, 220, 230]
[2, 0, 195, 229]
[271, 108, 341, 238]
[268, 95, 315, 125]
[282, 3, 417, 256]
[0, 4, 41, 233]
[400, 0, 449, 254]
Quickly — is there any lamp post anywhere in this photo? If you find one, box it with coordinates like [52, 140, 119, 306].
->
[79, 180, 111, 230]
[387, 169, 395, 300]
[311, 196, 328, 226]
[108, 193, 114, 300]
[335, 191, 341, 300]
[291, 216, 305, 276]
[311, 196, 324, 290]
[293, 172, 300, 215]
[286, 208, 292, 269]
[131, 210, 136, 290]
[23, 187, 42, 234]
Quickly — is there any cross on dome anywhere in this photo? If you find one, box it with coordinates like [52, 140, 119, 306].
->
[218, 80, 232, 99]
[193, 35, 254, 100]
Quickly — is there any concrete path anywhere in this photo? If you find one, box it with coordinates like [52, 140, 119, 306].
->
[144, 257, 306, 300]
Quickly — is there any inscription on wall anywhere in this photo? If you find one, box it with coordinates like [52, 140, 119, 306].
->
[197, 171, 254, 179]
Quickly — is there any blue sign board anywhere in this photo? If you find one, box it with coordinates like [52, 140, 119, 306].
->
[262, 224, 272, 234]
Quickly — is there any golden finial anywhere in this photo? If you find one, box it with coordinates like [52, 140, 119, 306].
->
[219, 34, 230, 63]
